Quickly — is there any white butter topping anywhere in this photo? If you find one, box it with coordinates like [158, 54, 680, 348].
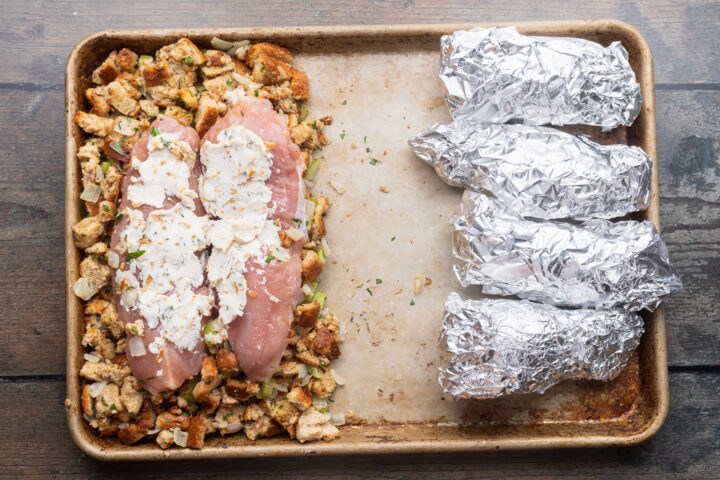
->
[200, 125, 288, 328]
[127, 131, 198, 209]
[116, 204, 212, 353]
[223, 87, 246, 106]
[116, 132, 211, 357]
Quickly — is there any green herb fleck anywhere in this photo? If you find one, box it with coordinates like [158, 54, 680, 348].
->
[391, 236, 396, 242]
[254, 89, 259, 97]
[226, 79, 233, 86]
[365, 147, 370, 153]
[126, 250, 146, 260]
[366, 287, 373, 296]
[376, 278, 382, 284]
[265, 254, 275, 263]
[150, 126, 160, 136]
[342, 99, 347, 105]
[183, 56, 194, 67]
[340, 133, 345, 140]
[102, 204, 110, 212]
[369, 159, 378, 165]
[410, 299, 415, 306]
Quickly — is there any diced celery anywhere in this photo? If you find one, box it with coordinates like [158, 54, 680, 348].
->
[312, 292, 326, 309]
[180, 377, 198, 403]
[307, 366, 324, 379]
[138, 55, 153, 67]
[202, 319, 218, 348]
[101, 161, 111, 174]
[317, 249, 326, 264]
[304, 158, 320, 180]
[298, 103, 308, 123]
[260, 381, 274, 398]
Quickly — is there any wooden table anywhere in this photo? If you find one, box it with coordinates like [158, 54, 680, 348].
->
[2, 1, 718, 478]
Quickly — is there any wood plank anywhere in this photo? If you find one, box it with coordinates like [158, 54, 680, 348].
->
[0, 87, 65, 376]
[0, 89, 718, 376]
[1, 372, 718, 477]
[656, 89, 720, 367]
[0, 0, 719, 85]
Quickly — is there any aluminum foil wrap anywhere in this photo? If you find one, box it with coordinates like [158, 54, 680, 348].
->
[440, 27, 643, 130]
[408, 120, 652, 220]
[453, 192, 682, 311]
[439, 293, 644, 399]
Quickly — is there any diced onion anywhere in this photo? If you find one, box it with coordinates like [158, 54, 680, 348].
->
[303, 178, 314, 189]
[286, 227, 304, 242]
[330, 413, 346, 426]
[275, 383, 289, 393]
[210, 37, 234, 50]
[301, 283, 314, 297]
[84, 352, 101, 363]
[145, 428, 159, 436]
[328, 179, 346, 194]
[323, 412, 332, 423]
[80, 183, 101, 203]
[121, 287, 138, 307]
[173, 429, 188, 447]
[114, 119, 137, 136]
[297, 363, 309, 379]
[83, 412, 94, 423]
[414, 276, 423, 294]
[119, 422, 131, 430]
[107, 251, 120, 269]
[320, 237, 332, 257]
[88, 381, 107, 397]
[225, 422, 243, 434]
[73, 277, 98, 301]
[312, 397, 327, 410]
[305, 200, 315, 222]
[231, 72, 261, 90]
[116, 237, 128, 254]
[329, 368, 345, 386]
[95, 165, 104, 182]
[128, 336, 147, 357]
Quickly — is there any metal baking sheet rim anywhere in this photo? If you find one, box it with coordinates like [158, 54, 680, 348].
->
[65, 20, 668, 460]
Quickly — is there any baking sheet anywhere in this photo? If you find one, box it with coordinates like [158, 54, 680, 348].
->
[66, 21, 668, 460]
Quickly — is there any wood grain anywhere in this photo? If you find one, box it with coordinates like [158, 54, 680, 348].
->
[0, 0, 719, 85]
[1, 372, 718, 478]
[1, 87, 717, 375]
[656, 89, 720, 367]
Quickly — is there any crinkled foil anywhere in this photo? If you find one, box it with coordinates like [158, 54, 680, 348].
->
[440, 26, 643, 130]
[408, 120, 652, 220]
[439, 293, 644, 399]
[453, 192, 682, 311]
